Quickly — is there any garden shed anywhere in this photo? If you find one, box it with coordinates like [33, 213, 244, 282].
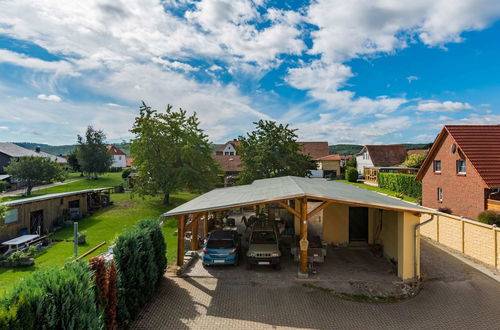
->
[164, 176, 436, 281]
[0, 188, 113, 242]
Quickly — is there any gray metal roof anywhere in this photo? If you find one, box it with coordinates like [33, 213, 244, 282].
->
[0, 143, 67, 163]
[0, 187, 113, 207]
[163, 176, 430, 217]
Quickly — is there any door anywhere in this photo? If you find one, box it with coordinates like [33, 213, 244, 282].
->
[349, 207, 368, 242]
[30, 210, 44, 235]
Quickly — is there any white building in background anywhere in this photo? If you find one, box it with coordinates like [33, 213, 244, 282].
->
[107, 145, 127, 168]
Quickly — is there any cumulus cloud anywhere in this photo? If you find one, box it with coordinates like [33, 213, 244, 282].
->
[407, 76, 419, 83]
[37, 94, 62, 102]
[0, 49, 74, 75]
[417, 100, 473, 112]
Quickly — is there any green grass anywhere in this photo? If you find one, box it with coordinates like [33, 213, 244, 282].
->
[337, 180, 417, 203]
[1, 172, 124, 202]
[0, 190, 197, 296]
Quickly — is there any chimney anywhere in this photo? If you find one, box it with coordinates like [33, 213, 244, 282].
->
[35, 146, 41, 153]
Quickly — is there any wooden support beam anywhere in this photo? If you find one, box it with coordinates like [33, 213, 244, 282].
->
[276, 201, 300, 217]
[191, 215, 200, 251]
[307, 201, 331, 220]
[177, 215, 186, 267]
[299, 198, 308, 273]
[203, 212, 209, 238]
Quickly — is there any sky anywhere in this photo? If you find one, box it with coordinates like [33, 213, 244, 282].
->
[0, 0, 499, 146]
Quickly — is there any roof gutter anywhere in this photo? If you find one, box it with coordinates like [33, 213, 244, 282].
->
[414, 214, 434, 279]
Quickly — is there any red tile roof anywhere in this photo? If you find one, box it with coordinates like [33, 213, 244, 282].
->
[298, 141, 329, 159]
[442, 125, 500, 187]
[107, 145, 126, 156]
[407, 149, 429, 155]
[360, 145, 407, 167]
[315, 154, 342, 161]
[216, 140, 240, 153]
[212, 154, 242, 173]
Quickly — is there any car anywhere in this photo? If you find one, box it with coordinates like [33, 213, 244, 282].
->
[246, 221, 281, 270]
[202, 230, 240, 266]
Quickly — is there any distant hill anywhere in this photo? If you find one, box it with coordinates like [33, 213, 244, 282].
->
[13, 142, 131, 156]
[328, 143, 431, 155]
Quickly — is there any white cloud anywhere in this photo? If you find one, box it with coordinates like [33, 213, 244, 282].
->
[37, 94, 62, 102]
[417, 100, 473, 112]
[0, 49, 74, 75]
[0, 126, 8, 130]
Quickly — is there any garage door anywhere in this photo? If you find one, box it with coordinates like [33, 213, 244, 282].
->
[349, 207, 368, 242]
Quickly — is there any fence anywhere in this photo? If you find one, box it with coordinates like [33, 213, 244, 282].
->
[420, 212, 499, 270]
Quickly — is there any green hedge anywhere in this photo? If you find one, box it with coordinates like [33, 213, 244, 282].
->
[377, 173, 422, 199]
[346, 167, 358, 182]
[113, 218, 166, 327]
[0, 262, 103, 330]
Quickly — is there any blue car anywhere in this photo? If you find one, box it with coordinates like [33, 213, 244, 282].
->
[202, 230, 240, 266]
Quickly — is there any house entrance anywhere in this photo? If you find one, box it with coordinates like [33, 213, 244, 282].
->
[30, 210, 44, 235]
[349, 207, 368, 242]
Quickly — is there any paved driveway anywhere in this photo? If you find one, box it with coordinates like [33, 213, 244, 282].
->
[133, 241, 500, 329]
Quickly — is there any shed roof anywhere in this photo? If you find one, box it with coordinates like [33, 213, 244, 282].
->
[0, 187, 112, 207]
[416, 125, 500, 187]
[163, 176, 429, 217]
[0, 143, 67, 164]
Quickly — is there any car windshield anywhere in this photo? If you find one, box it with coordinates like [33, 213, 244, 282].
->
[250, 231, 276, 244]
[207, 239, 234, 249]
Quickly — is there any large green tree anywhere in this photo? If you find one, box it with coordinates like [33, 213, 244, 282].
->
[401, 153, 427, 168]
[5, 156, 66, 195]
[76, 126, 113, 179]
[237, 120, 315, 184]
[66, 149, 81, 173]
[130, 102, 219, 204]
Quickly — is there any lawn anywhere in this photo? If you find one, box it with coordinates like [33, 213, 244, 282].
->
[0, 172, 124, 202]
[0, 190, 197, 296]
[337, 180, 418, 203]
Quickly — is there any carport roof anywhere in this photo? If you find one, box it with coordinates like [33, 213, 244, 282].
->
[163, 176, 430, 217]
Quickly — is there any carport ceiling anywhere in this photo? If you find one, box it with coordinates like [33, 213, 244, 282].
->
[164, 176, 430, 217]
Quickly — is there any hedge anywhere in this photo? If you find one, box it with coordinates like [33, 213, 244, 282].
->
[377, 172, 422, 199]
[0, 262, 103, 330]
[113, 218, 166, 327]
[346, 167, 358, 182]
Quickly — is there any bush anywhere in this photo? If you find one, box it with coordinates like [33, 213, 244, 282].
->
[113, 218, 166, 326]
[0, 181, 7, 192]
[478, 211, 500, 226]
[377, 173, 422, 199]
[90, 257, 118, 330]
[0, 261, 103, 329]
[122, 168, 133, 179]
[346, 167, 358, 182]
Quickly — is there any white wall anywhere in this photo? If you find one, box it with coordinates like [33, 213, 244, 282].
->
[356, 150, 373, 174]
[112, 155, 126, 168]
[223, 143, 236, 155]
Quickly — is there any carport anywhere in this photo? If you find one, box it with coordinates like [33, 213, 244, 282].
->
[163, 176, 434, 281]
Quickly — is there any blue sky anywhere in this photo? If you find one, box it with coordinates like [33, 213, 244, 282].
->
[0, 0, 499, 145]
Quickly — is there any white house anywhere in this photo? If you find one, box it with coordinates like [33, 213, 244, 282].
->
[356, 145, 407, 175]
[107, 145, 127, 168]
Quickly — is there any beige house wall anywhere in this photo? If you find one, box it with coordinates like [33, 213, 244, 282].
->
[420, 213, 500, 270]
[316, 160, 341, 172]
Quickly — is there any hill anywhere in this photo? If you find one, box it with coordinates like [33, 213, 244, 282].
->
[328, 144, 363, 155]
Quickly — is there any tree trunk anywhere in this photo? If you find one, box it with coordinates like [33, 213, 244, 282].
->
[26, 185, 33, 196]
[163, 192, 170, 205]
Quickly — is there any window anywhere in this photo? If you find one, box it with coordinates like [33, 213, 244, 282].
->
[457, 160, 466, 174]
[68, 200, 80, 209]
[4, 209, 18, 224]
[437, 187, 443, 201]
[229, 152, 234, 156]
[118, 156, 122, 160]
[433, 160, 441, 172]
[224, 152, 229, 155]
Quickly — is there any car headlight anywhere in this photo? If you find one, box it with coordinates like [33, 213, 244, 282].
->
[271, 252, 281, 257]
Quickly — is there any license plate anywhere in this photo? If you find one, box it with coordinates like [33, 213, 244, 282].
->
[258, 261, 270, 265]
[214, 259, 225, 263]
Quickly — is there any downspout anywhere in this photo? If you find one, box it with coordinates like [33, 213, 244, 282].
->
[414, 215, 434, 279]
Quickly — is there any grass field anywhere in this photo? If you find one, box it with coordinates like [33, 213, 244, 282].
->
[0, 172, 124, 202]
[337, 180, 418, 203]
[0, 180, 197, 296]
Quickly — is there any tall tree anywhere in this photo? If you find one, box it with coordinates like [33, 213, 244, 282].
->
[5, 156, 66, 195]
[67, 149, 81, 174]
[130, 102, 219, 204]
[76, 126, 113, 179]
[237, 120, 315, 184]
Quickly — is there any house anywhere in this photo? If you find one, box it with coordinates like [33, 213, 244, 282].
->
[298, 141, 329, 160]
[107, 145, 127, 168]
[356, 145, 407, 175]
[416, 125, 500, 219]
[212, 140, 242, 186]
[0, 143, 67, 174]
[125, 157, 134, 168]
[0, 188, 113, 242]
[165, 176, 435, 281]
[314, 154, 342, 178]
[339, 155, 352, 168]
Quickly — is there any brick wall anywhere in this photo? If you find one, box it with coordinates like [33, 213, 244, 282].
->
[420, 213, 499, 270]
[421, 132, 487, 220]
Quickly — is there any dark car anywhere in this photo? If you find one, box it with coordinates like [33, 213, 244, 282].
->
[202, 230, 241, 266]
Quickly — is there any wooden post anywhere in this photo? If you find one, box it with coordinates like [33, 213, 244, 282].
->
[299, 198, 308, 273]
[177, 215, 186, 267]
[191, 215, 200, 251]
[203, 212, 209, 238]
